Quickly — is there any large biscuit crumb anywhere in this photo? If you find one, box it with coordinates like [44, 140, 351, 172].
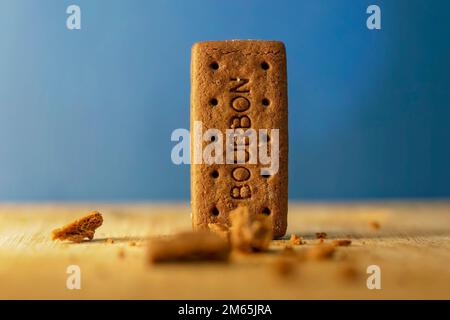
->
[148, 231, 230, 263]
[229, 206, 273, 253]
[52, 211, 103, 243]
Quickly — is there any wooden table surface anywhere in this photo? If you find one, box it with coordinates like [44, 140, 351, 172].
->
[0, 201, 449, 300]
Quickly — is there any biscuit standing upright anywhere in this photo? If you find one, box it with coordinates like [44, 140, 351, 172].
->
[190, 40, 288, 238]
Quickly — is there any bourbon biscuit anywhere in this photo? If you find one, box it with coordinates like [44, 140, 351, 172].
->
[190, 40, 288, 238]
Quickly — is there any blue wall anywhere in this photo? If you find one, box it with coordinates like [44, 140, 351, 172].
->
[0, 0, 449, 201]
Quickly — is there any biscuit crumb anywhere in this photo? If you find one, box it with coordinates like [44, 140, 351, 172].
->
[128, 241, 137, 247]
[52, 211, 103, 243]
[290, 234, 304, 245]
[369, 221, 381, 230]
[332, 239, 352, 247]
[118, 248, 126, 259]
[315, 232, 327, 239]
[148, 231, 230, 263]
[106, 238, 115, 244]
[339, 265, 359, 282]
[273, 257, 296, 278]
[229, 206, 273, 253]
[208, 223, 230, 242]
[306, 244, 335, 261]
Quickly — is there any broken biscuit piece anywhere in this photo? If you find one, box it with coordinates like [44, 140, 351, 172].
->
[229, 206, 273, 253]
[148, 231, 230, 263]
[51, 211, 103, 243]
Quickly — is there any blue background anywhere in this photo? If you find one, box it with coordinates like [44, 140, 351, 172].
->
[0, 0, 449, 201]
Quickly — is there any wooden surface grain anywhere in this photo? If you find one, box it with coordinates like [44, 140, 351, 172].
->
[0, 201, 449, 299]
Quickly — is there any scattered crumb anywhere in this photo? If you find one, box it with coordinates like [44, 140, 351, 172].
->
[272, 257, 297, 278]
[369, 221, 381, 230]
[229, 206, 273, 253]
[305, 244, 335, 261]
[338, 265, 359, 282]
[118, 248, 126, 259]
[128, 241, 137, 247]
[315, 232, 327, 239]
[148, 231, 230, 263]
[106, 238, 115, 244]
[52, 211, 103, 243]
[289, 234, 304, 245]
[208, 223, 230, 242]
[332, 239, 352, 247]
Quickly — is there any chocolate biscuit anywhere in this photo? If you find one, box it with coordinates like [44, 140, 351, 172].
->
[190, 40, 288, 238]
